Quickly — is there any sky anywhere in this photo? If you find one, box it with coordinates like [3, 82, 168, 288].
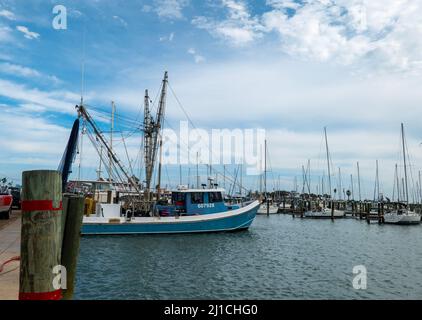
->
[1, 0, 422, 200]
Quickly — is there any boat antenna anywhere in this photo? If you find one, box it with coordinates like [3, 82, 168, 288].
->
[80, 20, 87, 106]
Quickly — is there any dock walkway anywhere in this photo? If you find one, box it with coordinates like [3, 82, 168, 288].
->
[0, 211, 21, 300]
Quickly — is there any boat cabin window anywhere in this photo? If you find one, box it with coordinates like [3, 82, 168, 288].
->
[209, 192, 222, 203]
[191, 192, 204, 204]
[172, 193, 186, 205]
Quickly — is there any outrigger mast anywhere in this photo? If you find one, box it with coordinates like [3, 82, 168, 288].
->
[76, 104, 141, 196]
[143, 72, 169, 207]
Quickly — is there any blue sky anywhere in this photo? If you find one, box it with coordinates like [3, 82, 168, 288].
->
[1, 0, 422, 199]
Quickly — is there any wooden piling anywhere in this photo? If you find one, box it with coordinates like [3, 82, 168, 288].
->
[61, 194, 85, 300]
[19, 170, 63, 300]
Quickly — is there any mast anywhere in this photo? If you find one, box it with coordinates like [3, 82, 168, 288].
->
[157, 134, 163, 200]
[76, 105, 140, 194]
[264, 139, 269, 216]
[350, 174, 354, 200]
[196, 152, 199, 188]
[264, 140, 267, 197]
[156, 72, 169, 200]
[401, 123, 409, 204]
[144, 89, 152, 195]
[373, 160, 379, 202]
[109, 101, 115, 182]
[259, 146, 263, 194]
[307, 159, 311, 194]
[338, 167, 342, 200]
[394, 163, 399, 202]
[324, 127, 332, 198]
[357, 162, 362, 202]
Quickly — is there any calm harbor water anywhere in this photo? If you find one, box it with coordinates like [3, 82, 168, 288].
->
[74, 215, 422, 300]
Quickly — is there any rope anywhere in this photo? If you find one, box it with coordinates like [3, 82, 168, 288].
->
[0, 256, 20, 275]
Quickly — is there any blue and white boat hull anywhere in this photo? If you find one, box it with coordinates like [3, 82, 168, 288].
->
[81, 200, 260, 235]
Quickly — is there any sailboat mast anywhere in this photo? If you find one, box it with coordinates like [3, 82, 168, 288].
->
[264, 140, 267, 197]
[324, 127, 332, 198]
[393, 163, 399, 202]
[357, 162, 361, 202]
[401, 123, 409, 204]
[338, 167, 342, 200]
[259, 147, 263, 194]
[373, 160, 380, 202]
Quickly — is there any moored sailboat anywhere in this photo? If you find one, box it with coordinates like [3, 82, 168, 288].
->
[304, 127, 344, 219]
[384, 124, 420, 225]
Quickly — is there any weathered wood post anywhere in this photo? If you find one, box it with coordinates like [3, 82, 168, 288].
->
[19, 170, 63, 300]
[61, 194, 85, 300]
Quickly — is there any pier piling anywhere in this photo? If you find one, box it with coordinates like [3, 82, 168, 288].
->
[61, 194, 85, 300]
[19, 170, 63, 300]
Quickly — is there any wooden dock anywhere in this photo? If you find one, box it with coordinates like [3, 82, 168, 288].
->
[0, 210, 21, 300]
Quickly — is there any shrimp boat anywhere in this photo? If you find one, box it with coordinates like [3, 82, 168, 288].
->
[384, 124, 420, 225]
[57, 72, 260, 234]
[82, 188, 260, 235]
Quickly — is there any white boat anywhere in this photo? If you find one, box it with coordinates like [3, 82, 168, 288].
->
[257, 203, 279, 215]
[384, 209, 421, 225]
[304, 128, 344, 219]
[385, 124, 421, 225]
[304, 208, 344, 219]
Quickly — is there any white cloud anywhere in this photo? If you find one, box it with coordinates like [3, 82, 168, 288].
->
[193, 0, 262, 46]
[154, 0, 189, 20]
[16, 25, 40, 40]
[0, 108, 69, 170]
[0, 9, 15, 20]
[262, 0, 422, 72]
[160, 32, 175, 42]
[0, 62, 62, 85]
[187, 48, 205, 63]
[0, 62, 41, 77]
[192, 0, 422, 73]
[113, 15, 128, 28]
[0, 79, 78, 115]
[0, 25, 12, 42]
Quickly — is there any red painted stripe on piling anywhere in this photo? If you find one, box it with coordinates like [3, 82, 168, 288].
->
[19, 289, 62, 300]
[21, 200, 63, 212]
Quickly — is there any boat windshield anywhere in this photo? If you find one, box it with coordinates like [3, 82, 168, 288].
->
[209, 192, 223, 203]
[172, 192, 186, 205]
